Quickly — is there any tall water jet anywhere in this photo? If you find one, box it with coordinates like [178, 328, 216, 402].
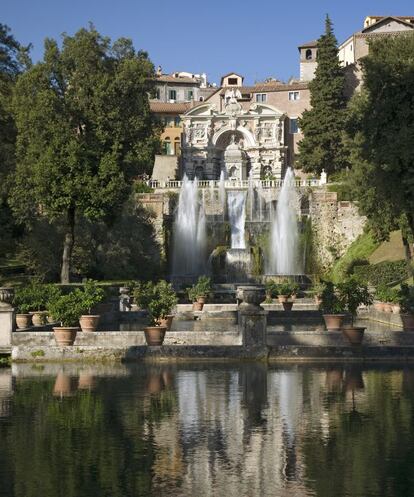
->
[172, 175, 206, 278]
[219, 170, 226, 214]
[268, 168, 302, 275]
[227, 191, 246, 249]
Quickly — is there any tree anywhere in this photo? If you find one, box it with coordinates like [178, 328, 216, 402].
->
[346, 33, 414, 260]
[0, 24, 30, 258]
[298, 15, 348, 176]
[10, 26, 161, 282]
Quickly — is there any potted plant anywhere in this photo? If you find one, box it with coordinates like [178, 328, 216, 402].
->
[47, 292, 83, 346]
[290, 282, 300, 301]
[13, 286, 34, 329]
[188, 276, 212, 311]
[374, 284, 393, 312]
[398, 284, 414, 331]
[143, 280, 178, 345]
[265, 279, 278, 303]
[311, 280, 326, 306]
[77, 280, 105, 332]
[338, 278, 372, 345]
[276, 280, 292, 304]
[319, 281, 346, 331]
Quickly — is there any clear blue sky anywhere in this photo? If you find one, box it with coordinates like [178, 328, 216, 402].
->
[3, 0, 413, 84]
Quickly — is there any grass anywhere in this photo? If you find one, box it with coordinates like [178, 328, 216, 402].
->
[330, 231, 379, 283]
[369, 231, 406, 264]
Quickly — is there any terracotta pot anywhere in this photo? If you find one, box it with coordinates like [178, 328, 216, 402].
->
[15, 313, 32, 329]
[278, 295, 288, 304]
[158, 315, 174, 331]
[383, 303, 393, 313]
[197, 295, 206, 305]
[144, 326, 166, 346]
[291, 294, 297, 302]
[53, 327, 78, 346]
[31, 311, 47, 327]
[342, 326, 365, 345]
[392, 304, 401, 314]
[47, 314, 56, 324]
[401, 313, 414, 332]
[323, 314, 346, 331]
[376, 302, 386, 312]
[193, 301, 204, 311]
[282, 301, 294, 311]
[79, 314, 100, 333]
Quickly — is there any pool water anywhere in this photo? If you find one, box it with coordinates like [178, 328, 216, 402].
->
[1, 363, 414, 497]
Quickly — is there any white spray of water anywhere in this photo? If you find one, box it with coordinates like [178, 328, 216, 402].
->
[227, 191, 247, 249]
[268, 168, 301, 274]
[219, 170, 226, 213]
[172, 175, 206, 277]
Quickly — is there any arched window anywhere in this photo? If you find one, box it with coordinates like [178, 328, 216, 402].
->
[305, 49, 312, 60]
[174, 137, 181, 156]
[163, 137, 172, 155]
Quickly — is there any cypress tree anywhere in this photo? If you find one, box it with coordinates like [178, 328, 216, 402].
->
[298, 15, 348, 176]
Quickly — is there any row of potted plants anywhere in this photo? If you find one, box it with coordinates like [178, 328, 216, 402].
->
[374, 284, 405, 314]
[187, 276, 212, 311]
[13, 280, 105, 345]
[265, 279, 300, 311]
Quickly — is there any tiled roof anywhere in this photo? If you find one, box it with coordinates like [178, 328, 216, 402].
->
[150, 101, 192, 113]
[362, 16, 414, 33]
[213, 82, 309, 95]
[298, 39, 318, 48]
[155, 74, 198, 84]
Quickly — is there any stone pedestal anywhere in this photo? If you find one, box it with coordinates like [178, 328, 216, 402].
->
[236, 285, 267, 349]
[0, 287, 14, 348]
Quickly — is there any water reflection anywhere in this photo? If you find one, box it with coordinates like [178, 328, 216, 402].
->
[1, 363, 414, 497]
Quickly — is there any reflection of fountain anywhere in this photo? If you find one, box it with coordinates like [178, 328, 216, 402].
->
[172, 175, 206, 280]
[268, 167, 302, 275]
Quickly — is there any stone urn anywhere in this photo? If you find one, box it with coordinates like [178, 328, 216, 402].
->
[236, 285, 266, 312]
[0, 287, 14, 308]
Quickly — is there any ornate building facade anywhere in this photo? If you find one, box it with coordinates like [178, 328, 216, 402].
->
[181, 91, 287, 180]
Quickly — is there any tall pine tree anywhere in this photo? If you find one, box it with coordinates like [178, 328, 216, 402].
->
[298, 15, 348, 176]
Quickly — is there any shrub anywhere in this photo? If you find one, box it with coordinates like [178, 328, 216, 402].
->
[375, 284, 397, 303]
[147, 281, 178, 325]
[188, 276, 212, 302]
[47, 292, 84, 327]
[265, 279, 278, 298]
[75, 280, 105, 315]
[276, 280, 295, 297]
[337, 278, 372, 324]
[319, 282, 346, 314]
[354, 260, 410, 287]
[398, 284, 414, 314]
[13, 281, 62, 313]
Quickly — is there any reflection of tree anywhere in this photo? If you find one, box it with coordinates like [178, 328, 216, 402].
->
[0, 369, 178, 497]
[302, 368, 414, 497]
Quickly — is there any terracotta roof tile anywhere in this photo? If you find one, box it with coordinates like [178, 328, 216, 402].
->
[150, 101, 192, 113]
[155, 74, 198, 84]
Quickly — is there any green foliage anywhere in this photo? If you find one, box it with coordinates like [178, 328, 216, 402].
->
[75, 279, 105, 314]
[13, 280, 61, 312]
[398, 284, 414, 314]
[375, 284, 398, 304]
[134, 280, 177, 324]
[298, 15, 348, 175]
[354, 260, 410, 287]
[10, 26, 161, 282]
[330, 231, 379, 283]
[337, 278, 372, 323]
[134, 181, 153, 194]
[47, 292, 83, 326]
[346, 33, 414, 250]
[265, 279, 278, 298]
[188, 276, 212, 302]
[276, 279, 296, 297]
[319, 281, 346, 314]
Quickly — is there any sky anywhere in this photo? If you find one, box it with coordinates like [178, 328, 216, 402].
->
[3, 0, 413, 85]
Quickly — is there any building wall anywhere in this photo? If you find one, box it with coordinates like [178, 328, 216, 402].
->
[156, 83, 200, 103]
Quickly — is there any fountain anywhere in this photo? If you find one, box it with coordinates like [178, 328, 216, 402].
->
[172, 175, 206, 281]
[268, 168, 302, 275]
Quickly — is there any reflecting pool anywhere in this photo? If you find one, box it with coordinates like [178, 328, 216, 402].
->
[1, 363, 414, 497]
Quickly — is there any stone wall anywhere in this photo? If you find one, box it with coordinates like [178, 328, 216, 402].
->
[310, 189, 366, 272]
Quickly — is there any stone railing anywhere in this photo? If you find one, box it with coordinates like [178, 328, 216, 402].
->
[147, 178, 323, 190]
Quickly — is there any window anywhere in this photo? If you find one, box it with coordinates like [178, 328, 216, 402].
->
[187, 90, 194, 100]
[174, 137, 181, 156]
[228, 78, 238, 85]
[288, 91, 300, 101]
[305, 49, 312, 60]
[174, 116, 181, 127]
[155, 88, 160, 100]
[199, 96, 204, 102]
[255, 93, 267, 103]
[169, 89, 176, 101]
[289, 118, 299, 134]
[163, 137, 172, 155]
